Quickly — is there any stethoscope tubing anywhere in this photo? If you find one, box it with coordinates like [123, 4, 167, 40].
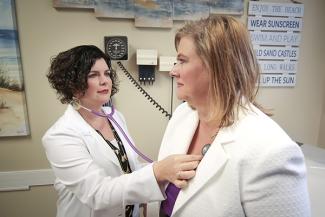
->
[106, 109, 153, 163]
[86, 104, 153, 163]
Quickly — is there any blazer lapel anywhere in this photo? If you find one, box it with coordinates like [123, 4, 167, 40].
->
[159, 110, 199, 160]
[172, 126, 235, 215]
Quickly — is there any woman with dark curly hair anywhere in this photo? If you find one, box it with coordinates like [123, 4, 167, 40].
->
[42, 45, 202, 217]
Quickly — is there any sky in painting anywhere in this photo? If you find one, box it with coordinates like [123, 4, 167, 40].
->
[0, 0, 14, 30]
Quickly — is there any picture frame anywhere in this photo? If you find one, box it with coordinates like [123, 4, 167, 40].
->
[0, 0, 30, 136]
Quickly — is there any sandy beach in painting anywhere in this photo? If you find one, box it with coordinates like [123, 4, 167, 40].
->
[0, 87, 29, 136]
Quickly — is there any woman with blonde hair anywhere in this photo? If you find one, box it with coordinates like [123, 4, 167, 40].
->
[157, 15, 310, 217]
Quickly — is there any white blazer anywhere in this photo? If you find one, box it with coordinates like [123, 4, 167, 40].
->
[42, 105, 164, 217]
[155, 102, 310, 217]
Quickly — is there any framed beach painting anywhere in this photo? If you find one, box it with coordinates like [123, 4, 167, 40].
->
[173, 0, 210, 21]
[210, 0, 244, 15]
[95, 0, 134, 19]
[134, 0, 173, 28]
[52, 0, 244, 28]
[0, 0, 30, 137]
[53, 0, 95, 9]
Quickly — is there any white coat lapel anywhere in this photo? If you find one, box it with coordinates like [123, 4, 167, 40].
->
[172, 127, 235, 215]
[83, 131, 121, 168]
[67, 105, 121, 167]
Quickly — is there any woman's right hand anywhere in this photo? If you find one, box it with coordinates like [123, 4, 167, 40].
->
[153, 154, 202, 188]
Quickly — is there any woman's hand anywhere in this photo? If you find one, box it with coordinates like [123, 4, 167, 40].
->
[153, 154, 202, 188]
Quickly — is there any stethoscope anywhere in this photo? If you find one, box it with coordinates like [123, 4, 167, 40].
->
[74, 102, 154, 163]
[74, 102, 211, 163]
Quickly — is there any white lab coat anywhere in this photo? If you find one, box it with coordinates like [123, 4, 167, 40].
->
[151, 102, 310, 217]
[42, 105, 164, 217]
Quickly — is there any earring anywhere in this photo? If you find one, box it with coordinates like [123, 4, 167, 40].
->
[71, 97, 81, 110]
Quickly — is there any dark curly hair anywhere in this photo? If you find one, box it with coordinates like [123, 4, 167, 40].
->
[47, 45, 118, 104]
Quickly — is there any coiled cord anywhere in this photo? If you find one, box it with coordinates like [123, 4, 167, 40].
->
[117, 61, 172, 119]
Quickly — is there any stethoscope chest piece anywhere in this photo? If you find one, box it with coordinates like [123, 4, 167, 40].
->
[201, 144, 211, 156]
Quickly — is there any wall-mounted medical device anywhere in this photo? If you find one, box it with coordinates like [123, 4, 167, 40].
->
[103, 35, 172, 118]
[104, 36, 128, 60]
[117, 61, 172, 119]
[136, 49, 157, 85]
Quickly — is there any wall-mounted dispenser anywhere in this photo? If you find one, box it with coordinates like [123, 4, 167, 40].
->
[159, 56, 177, 72]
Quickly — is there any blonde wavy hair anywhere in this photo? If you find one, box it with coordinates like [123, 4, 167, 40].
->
[175, 15, 267, 127]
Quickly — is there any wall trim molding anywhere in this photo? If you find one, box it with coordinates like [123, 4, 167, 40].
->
[0, 169, 54, 192]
